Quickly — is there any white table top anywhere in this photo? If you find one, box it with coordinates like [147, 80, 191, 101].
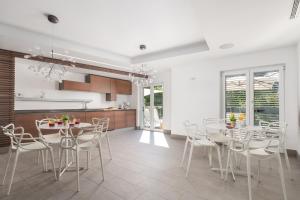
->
[39, 122, 92, 130]
[205, 123, 263, 131]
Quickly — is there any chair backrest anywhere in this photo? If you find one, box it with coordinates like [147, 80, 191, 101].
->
[183, 120, 199, 140]
[203, 118, 225, 135]
[1, 123, 25, 149]
[92, 117, 109, 133]
[267, 121, 287, 149]
[35, 119, 48, 138]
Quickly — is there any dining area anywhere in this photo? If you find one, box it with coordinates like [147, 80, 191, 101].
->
[180, 115, 292, 200]
[1, 115, 111, 196]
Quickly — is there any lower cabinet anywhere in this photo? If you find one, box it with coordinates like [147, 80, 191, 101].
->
[14, 109, 136, 136]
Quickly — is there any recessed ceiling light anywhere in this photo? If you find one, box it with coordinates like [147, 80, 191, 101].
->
[219, 43, 234, 49]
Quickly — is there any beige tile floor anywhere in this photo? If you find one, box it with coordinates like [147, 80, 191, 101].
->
[0, 129, 299, 200]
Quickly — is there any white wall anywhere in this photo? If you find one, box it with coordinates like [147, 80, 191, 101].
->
[15, 58, 136, 110]
[170, 46, 299, 151]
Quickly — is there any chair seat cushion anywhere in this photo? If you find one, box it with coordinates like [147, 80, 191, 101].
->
[20, 141, 47, 152]
[43, 133, 61, 144]
[241, 148, 273, 157]
[193, 139, 215, 146]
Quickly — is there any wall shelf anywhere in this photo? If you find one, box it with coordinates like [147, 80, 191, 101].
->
[15, 97, 92, 109]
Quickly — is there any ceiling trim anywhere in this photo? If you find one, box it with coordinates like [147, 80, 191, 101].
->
[131, 40, 209, 64]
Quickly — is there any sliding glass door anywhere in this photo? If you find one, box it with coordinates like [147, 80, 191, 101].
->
[222, 65, 284, 125]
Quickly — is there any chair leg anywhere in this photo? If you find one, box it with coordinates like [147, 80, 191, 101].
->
[106, 134, 112, 160]
[246, 154, 252, 200]
[257, 160, 261, 183]
[86, 151, 89, 169]
[58, 148, 64, 180]
[186, 144, 194, 177]
[216, 145, 223, 179]
[180, 138, 188, 167]
[2, 148, 12, 185]
[277, 153, 287, 200]
[48, 148, 57, 180]
[7, 150, 19, 195]
[225, 149, 231, 181]
[76, 149, 80, 192]
[36, 151, 40, 165]
[284, 150, 292, 180]
[98, 139, 105, 181]
[208, 146, 212, 167]
[45, 150, 48, 172]
[41, 150, 45, 172]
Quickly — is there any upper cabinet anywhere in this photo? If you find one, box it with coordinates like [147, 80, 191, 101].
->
[59, 74, 132, 100]
[87, 75, 111, 93]
[116, 79, 132, 95]
[59, 80, 90, 92]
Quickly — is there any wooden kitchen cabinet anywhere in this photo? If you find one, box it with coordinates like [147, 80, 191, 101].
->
[59, 80, 90, 92]
[126, 110, 136, 127]
[106, 79, 117, 101]
[114, 111, 127, 129]
[87, 75, 111, 93]
[116, 79, 132, 95]
[14, 109, 136, 136]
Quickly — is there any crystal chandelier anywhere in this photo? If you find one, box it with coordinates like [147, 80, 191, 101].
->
[129, 45, 156, 86]
[24, 14, 76, 83]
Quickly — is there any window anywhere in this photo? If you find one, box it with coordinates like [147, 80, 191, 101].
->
[222, 65, 284, 125]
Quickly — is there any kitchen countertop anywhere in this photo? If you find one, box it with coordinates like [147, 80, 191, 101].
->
[15, 108, 136, 114]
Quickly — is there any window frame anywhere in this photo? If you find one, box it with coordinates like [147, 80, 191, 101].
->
[221, 64, 285, 126]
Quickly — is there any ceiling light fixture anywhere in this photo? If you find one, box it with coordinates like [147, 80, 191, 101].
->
[219, 43, 234, 50]
[290, 0, 300, 19]
[24, 14, 76, 82]
[129, 45, 156, 86]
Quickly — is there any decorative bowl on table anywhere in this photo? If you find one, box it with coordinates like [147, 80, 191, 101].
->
[48, 122, 55, 127]
[75, 119, 80, 125]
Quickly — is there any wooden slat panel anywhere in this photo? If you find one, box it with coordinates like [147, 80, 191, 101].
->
[0, 50, 14, 147]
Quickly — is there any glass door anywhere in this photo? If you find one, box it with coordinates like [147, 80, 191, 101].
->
[223, 71, 249, 124]
[251, 70, 281, 125]
[143, 86, 151, 129]
[142, 84, 164, 130]
[222, 65, 284, 126]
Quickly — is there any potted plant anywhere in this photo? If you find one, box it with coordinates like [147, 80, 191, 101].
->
[61, 114, 69, 125]
[229, 113, 236, 128]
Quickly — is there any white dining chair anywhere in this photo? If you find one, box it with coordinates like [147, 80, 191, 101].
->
[1, 123, 57, 195]
[58, 125, 104, 192]
[36, 119, 63, 171]
[225, 128, 287, 200]
[92, 117, 112, 160]
[180, 120, 223, 178]
[259, 121, 291, 179]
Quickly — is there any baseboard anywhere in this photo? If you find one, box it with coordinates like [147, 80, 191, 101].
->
[170, 134, 186, 140]
[286, 149, 298, 157]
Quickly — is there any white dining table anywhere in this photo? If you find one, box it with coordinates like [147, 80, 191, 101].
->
[39, 122, 92, 177]
[205, 123, 263, 179]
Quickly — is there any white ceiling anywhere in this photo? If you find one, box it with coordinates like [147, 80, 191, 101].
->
[0, 0, 300, 69]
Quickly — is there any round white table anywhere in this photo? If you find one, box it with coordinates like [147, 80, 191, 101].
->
[39, 122, 92, 177]
[205, 123, 263, 179]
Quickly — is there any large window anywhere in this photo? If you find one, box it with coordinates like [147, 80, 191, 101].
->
[222, 65, 284, 125]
